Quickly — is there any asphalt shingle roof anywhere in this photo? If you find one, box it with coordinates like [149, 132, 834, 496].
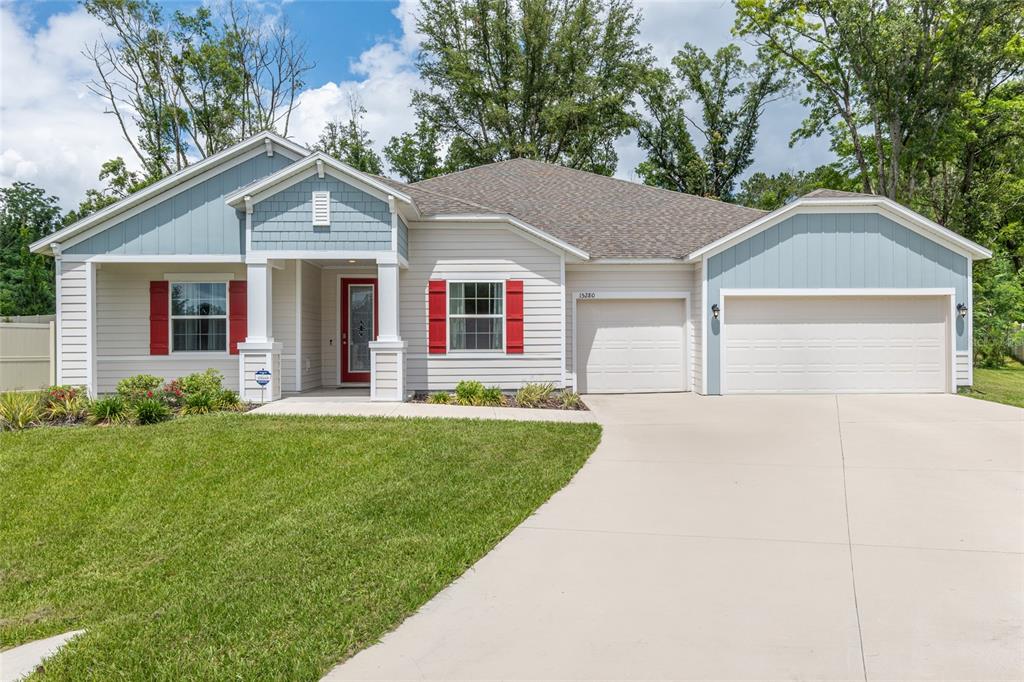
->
[802, 188, 876, 199]
[384, 159, 767, 259]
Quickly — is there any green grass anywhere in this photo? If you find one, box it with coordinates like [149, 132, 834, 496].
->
[959, 357, 1024, 408]
[0, 414, 601, 680]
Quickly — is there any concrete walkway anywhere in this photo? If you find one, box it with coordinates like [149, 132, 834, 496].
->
[251, 396, 596, 422]
[0, 630, 84, 682]
[324, 393, 1023, 681]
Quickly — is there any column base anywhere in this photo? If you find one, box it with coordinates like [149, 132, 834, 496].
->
[368, 340, 407, 402]
[238, 341, 283, 403]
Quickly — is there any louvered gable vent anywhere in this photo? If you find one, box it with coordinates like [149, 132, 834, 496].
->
[312, 190, 331, 226]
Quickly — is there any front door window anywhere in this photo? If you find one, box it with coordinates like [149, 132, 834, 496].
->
[347, 284, 374, 374]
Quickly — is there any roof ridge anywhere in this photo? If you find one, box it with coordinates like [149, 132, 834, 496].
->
[384, 173, 506, 215]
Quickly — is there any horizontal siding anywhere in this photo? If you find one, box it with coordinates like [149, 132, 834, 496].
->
[565, 263, 697, 391]
[67, 151, 294, 256]
[301, 261, 323, 390]
[955, 352, 971, 386]
[402, 226, 563, 391]
[93, 263, 246, 393]
[321, 265, 377, 386]
[398, 216, 409, 260]
[271, 260, 297, 390]
[251, 174, 391, 251]
[57, 261, 89, 386]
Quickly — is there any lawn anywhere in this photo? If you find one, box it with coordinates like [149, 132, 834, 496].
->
[959, 357, 1024, 408]
[0, 414, 601, 680]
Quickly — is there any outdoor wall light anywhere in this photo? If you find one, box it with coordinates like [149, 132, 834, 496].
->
[712, 303, 720, 320]
[957, 302, 968, 318]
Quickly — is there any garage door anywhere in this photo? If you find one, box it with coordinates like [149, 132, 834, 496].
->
[576, 299, 686, 393]
[724, 296, 948, 394]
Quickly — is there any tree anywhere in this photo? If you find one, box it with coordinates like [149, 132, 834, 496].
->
[84, 0, 311, 180]
[0, 183, 63, 316]
[634, 44, 788, 199]
[412, 0, 651, 175]
[64, 158, 157, 225]
[735, 164, 857, 210]
[384, 119, 444, 183]
[312, 96, 384, 175]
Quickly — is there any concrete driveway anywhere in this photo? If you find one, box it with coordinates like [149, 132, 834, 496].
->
[325, 393, 1024, 681]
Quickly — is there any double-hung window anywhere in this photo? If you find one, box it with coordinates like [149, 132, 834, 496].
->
[448, 282, 504, 351]
[170, 282, 228, 352]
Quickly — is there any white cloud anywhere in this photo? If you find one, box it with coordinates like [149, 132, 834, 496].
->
[0, 5, 137, 209]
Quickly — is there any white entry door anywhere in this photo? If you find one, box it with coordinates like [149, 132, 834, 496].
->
[723, 295, 948, 394]
[576, 298, 687, 393]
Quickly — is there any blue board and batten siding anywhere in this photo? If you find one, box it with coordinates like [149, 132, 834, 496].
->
[66, 153, 295, 255]
[250, 174, 392, 251]
[398, 216, 409, 260]
[705, 212, 970, 394]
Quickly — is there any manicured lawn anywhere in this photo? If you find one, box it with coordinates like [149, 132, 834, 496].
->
[0, 414, 601, 680]
[959, 358, 1024, 408]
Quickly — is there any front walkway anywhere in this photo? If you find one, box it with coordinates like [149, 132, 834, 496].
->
[251, 394, 596, 423]
[323, 392, 1023, 681]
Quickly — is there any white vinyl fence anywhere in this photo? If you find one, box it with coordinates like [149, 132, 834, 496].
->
[0, 318, 56, 391]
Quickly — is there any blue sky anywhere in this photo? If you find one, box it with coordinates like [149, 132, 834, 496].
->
[1, 0, 834, 209]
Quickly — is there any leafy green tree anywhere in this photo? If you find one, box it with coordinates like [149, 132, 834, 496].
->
[84, 0, 311, 179]
[384, 120, 444, 183]
[413, 0, 651, 175]
[973, 255, 1024, 368]
[312, 97, 384, 175]
[736, 165, 857, 210]
[635, 44, 788, 199]
[0, 183, 63, 316]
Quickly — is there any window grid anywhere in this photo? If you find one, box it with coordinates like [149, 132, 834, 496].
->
[170, 282, 228, 352]
[448, 281, 504, 352]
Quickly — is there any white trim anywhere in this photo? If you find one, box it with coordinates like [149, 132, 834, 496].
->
[226, 151, 413, 208]
[570, 289, 691, 393]
[966, 260, 974, 386]
[717, 288, 957, 395]
[312, 190, 331, 226]
[162, 272, 234, 282]
[167, 280, 231, 356]
[86, 261, 97, 396]
[295, 260, 303, 393]
[686, 197, 992, 263]
[389, 196, 398, 252]
[412, 214, 589, 260]
[33, 133, 307, 254]
[587, 258, 684, 265]
[336, 275, 378, 385]
[445, 279, 507, 354]
[65, 254, 245, 264]
[54, 251, 63, 383]
[701, 254, 709, 395]
[559, 253, 567, 389]
[246, 250, 396, 264]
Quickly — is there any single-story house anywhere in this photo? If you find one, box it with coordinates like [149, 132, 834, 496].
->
[30, 131, 991, 402]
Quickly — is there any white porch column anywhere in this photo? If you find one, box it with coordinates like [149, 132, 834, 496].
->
[238, 258, 282, 403]
[368, 255, 406, 401]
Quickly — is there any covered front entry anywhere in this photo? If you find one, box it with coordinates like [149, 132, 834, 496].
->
[340, 278, 377, 383]
[722, 294, 950, 394]
[575, 298, 687, 394]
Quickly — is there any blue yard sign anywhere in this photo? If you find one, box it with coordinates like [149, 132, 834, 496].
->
[255, 368, 271, 387]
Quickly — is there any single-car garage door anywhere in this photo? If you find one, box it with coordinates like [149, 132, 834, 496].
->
[723, 295, 948, 394]
[576, 298, 687, 393]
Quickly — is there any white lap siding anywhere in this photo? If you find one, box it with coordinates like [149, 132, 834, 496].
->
[320, 264, 376, 386]
[57, 260, 89, 386]
[91, 263, 246, 392]
[401, 225, 564, 391]
[271, 260, 297, 390]
[565, 263, 699, 392]
[300, 261, 323, 390]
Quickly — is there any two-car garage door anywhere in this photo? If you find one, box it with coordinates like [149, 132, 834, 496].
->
[723, 295, 949, 394]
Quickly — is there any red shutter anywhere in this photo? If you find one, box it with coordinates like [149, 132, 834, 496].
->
[506, 279, 524, 354]
[229, 280, 247, 354]
[428, 280, 447, 354]
[149, 281, 169, 355]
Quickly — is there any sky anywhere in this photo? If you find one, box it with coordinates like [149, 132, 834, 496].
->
[0, 0, 834, 210]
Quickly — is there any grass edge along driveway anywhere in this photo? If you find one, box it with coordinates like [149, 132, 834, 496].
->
[0, 413, 601, 680]
[959, 357, 1024, 409]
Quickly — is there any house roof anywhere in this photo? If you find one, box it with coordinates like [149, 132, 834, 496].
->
[802, 188, 875, 199]
[406, 158, 767, 259]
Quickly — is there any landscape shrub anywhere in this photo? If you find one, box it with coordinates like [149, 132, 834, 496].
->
[479, 386, 505, 406]
[559, 391, 583, 410]
[43, 385, 90, 424]
[116, 374, 163, 401]
[515, 382, 554, 408]
[132, 397, 172, 425]
[0, 391, 43, 431]
[178, 369, 224, 396]
[214, 389, 242, 411]
[427, 392, 451, 404]
[160, 379, 185, 408]
[454, 380, 485, 406]
[181, 391, 218, 415]
[89, 395, 129, 425]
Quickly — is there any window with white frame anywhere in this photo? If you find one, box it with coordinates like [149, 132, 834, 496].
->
[171, 282, 227, 352]
[448, 282, 504, 351]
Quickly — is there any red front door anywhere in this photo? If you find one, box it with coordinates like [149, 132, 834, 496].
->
[341, 279, 378, 383]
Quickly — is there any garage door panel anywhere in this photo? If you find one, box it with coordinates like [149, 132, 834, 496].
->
[578, 299, 686, 393]
[724, 296, 947, 394]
